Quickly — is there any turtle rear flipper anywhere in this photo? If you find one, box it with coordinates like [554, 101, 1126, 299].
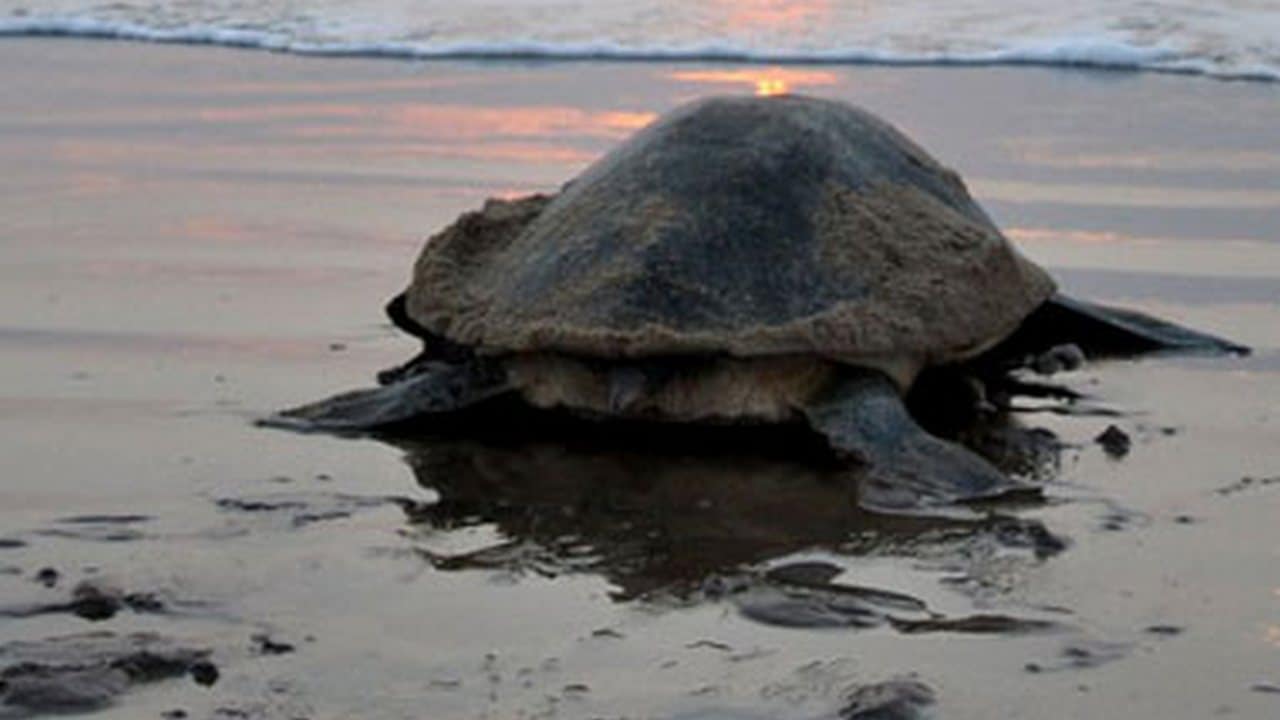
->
[1003, 294, 1249, 360]
[803, 371, 1036, 515]
[259, 360, 509, 434]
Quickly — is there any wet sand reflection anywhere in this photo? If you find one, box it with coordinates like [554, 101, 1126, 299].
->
[380, 412, 1064, 633]
[669, 68, 838, 96]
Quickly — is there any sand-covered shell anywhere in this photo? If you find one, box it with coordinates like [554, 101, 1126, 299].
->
[402, 95, 1053, 383]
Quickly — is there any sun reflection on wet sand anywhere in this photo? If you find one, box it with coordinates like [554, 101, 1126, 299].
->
[65, 172, 125, 198]
[343, 104, 655, 165]
[1006, 138, 1280, 172]
[387, 105, 654, 140]
[32, 103, 654, 141]
[359, 141, 596, 164]
[1007, 227, 1279, 254]
[197, 104, 370, 123]
[669, 68, 838, 96]
[295, 104, 654, 163]
[756, 76, 788, 96]
[975, 178, 1280, 209]
[1266, 625, 1280, 647]
[46, 102, 660, 175]
[1007, 228, 1156, 245]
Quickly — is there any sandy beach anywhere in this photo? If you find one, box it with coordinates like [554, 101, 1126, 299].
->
[1, 37, 1278, 719]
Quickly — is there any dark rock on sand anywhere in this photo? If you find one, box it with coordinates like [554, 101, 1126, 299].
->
[1, 581, 165, 622]
[1215, 474, 1280, 497]
[33, 567, 58, 588]
[0, 632, 211, 717]
[31, 515, 150, 543]
[991, 517, 1069, 558]
[1026, 639, 1131, 673]
[215, 491, 397, 529]
[840, 678, 935, 719]
[1095, 425, 1132, 458]
[735, 587, 885, 629]
[888, 614, 1060, 635]
[56, 514, 151, 525]
[728, 556, 1060, 634]
[189, 661, 219, 686]
[65, 583, 122, 621]
[763, 562, 929, 613]
[250, 634, 295, 656]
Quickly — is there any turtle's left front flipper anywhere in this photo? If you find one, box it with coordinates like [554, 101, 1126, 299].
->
[803, 370, 1035, 515]
[259, 360, 510, 434]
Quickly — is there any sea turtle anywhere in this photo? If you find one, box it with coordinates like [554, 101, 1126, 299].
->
[264, 95, 1245, 513]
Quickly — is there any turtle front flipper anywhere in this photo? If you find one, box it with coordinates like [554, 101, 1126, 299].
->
[260, 360, 510, 434]
[1004, 294, 1249, 359]
[803, 370, 1035, 515]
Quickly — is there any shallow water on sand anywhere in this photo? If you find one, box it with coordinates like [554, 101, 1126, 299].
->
[0, 39, 1278, 719]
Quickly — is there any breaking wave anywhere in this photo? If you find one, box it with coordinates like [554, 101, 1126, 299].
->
[2, 2, 1278, 82]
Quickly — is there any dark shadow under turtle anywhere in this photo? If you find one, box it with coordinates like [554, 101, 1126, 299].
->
[263, 95, 1246, 515]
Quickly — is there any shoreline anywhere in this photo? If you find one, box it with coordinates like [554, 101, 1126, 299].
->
[3, 30, 1279, 84]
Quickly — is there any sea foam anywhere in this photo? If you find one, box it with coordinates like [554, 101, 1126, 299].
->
[1, 2, 1277, 83]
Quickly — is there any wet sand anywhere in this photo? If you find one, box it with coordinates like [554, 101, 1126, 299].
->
[1, 38, 1278, 719]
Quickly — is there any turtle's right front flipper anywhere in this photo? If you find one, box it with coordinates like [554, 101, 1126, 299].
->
[803, 370, 1036, 515]
[260, 360, 510, 434]
[1002, 294, 1249, 360]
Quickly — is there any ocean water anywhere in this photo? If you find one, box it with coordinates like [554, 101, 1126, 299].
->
[2, 0, 1279, 82]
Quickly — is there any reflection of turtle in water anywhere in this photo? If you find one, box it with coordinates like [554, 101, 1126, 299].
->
[266, 95, 1245, 513]
[389, 420, 1066, 608]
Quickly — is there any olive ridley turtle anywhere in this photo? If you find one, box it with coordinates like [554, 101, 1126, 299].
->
[265, 95, 1245, 513]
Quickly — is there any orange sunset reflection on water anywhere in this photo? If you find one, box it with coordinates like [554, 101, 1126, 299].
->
[44, 99, 664, 195]
[714, 0, 833, 33]
[1266, 625, 1280, 648]
[367, 104, 657, 165]
[277, 103, 657, 166]
[384, 105, 654, 140]
[669, 67, 838, 96]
